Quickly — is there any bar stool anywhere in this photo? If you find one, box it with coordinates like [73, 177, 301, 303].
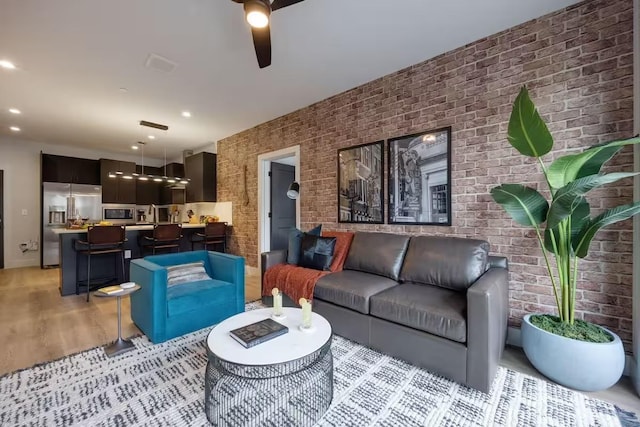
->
[74, 225, 126, 302]
[191, 222, 227, 252]
[141, 223, 183, 255]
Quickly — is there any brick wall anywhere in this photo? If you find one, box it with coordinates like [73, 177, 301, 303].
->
[218, 0, 635, 348]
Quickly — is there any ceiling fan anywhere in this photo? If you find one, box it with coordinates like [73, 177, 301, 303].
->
[231, 0, 305, 68]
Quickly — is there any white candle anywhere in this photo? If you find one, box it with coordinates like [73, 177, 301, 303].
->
[302, 301, 312, 328]
[273, 292, 282, 316]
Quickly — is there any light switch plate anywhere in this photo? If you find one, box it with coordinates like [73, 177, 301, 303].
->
[21, 209, 28, 216]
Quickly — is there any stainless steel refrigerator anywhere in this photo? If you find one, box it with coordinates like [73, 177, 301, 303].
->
[42, 183, 102, 267]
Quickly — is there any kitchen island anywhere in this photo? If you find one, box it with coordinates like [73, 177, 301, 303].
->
[53, 223, 213, 296]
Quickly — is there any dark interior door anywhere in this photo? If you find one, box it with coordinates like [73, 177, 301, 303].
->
[270, 162, 295, 251]
[0, 170, 4, 268]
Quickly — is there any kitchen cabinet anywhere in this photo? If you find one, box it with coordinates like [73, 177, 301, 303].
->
[185, 152, 217, 202]
[41, 154, 100, 185]
[160, 186, 185, 205]
[164, 162, 185, 179]
[158, 162, 185, 205]
[100, 159, 136, 204]
[135, 165, 161, 205]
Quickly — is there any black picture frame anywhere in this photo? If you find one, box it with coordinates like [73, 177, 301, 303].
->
[388, 127, 452, 225]
[338, 141, 384, 224]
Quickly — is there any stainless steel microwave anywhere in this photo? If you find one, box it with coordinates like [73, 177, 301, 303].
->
[102, 204, 135, 224]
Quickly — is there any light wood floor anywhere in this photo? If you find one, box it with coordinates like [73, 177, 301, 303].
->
[0, 266, 638, 412]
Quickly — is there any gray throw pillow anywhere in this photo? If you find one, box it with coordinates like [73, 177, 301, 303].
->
[166, 261, 211, 287]
[287, 224, 322, 265]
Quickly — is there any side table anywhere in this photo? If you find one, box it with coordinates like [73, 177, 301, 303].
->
[94, 284, 141, 357]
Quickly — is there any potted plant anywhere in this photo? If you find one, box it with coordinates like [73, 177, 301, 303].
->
[490, 86, 640, 392]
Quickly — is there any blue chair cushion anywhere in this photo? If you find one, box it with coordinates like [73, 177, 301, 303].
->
[166, 278, 236, 318]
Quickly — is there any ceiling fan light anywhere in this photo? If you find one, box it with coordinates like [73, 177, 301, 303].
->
[245, 0, 270, 28]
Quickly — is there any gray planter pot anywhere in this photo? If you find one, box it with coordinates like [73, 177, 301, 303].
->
[521, 314, 625, 392]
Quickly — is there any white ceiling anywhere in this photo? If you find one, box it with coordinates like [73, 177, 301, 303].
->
[0, 0, 581, 160]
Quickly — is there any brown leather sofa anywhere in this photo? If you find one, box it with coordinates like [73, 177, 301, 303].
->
[261, 231, 509, 393]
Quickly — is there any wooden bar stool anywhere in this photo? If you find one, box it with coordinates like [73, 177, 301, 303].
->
[191, 222, 227, 252]
[74, 225, 126, 302]
[141, 223, 183, 255]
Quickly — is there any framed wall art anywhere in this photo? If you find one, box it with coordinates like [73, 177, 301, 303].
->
[388, 127, 451, 225]
[337, 141, 384, 224]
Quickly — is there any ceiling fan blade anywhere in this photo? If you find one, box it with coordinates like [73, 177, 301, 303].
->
[251, 25, 272, 68]
[271, 0, 304, 11]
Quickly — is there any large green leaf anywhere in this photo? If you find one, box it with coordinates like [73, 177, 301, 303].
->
[490, 184, 549, 227]
[546, 172, 639, 228]
[573, 202, 640, 258]
[544, 198, 590, 253]
[547, 136, 640, 189]
[507, 87, 553, 158]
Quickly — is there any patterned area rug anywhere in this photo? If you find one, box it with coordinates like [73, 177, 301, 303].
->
[1, 302, 637, 426]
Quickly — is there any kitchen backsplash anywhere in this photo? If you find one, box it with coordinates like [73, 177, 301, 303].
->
[184, 201, 233, 225]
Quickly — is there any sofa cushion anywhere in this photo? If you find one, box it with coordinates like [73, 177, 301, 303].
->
[343, 232, 410, 281]
[299, 234, 336, 271]
[314, 270, 399, 314]
[167, 278, 236, 317]
[166, 261, 211, 287]
[399, 236, 489, 291]
[287, 225, 322, 265]
[370, 284, 467, 343]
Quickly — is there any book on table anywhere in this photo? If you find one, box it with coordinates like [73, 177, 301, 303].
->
[98, 285, 123, 295]
[229, 318, 289, 348]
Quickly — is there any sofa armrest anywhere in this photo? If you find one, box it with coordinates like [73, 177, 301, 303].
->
[208, 252, 245, 313]
[488, 255, 508, 270]
[261, 249, 288, 289]
[129, 259, 169, 343]
[466, 266, 509, 392]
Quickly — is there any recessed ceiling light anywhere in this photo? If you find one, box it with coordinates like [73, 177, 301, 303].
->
[9, 108, 21, 114]
[131, 145, 139, 150]
[10, 126, 20, 132]
[0, 60, 16, 69]
[148, 135, 156, 140]
[181, 111, 191, 118]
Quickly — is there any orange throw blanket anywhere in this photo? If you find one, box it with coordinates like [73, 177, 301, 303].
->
[262, 231, 354, 305]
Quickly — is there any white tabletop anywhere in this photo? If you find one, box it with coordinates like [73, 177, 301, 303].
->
[207, 307, 332, 366]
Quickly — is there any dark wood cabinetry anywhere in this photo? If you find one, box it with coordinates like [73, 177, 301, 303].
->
[160, 185, 185, 205]
[41, 154, 100, 184]
[185, 152, 217, 202]
[100, 159, 136, 204]
[135, 165, 161, 205]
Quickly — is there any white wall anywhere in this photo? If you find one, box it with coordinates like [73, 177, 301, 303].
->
[0, 136, 163, 268]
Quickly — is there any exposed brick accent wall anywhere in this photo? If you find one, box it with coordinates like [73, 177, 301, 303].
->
[218, 0, 635, 348]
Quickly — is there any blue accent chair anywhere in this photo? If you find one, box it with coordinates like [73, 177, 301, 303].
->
[129, 250, 245, 343]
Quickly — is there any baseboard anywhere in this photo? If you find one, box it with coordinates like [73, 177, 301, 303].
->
[507, 326, 633, 377]
[5, 259, 40, 269]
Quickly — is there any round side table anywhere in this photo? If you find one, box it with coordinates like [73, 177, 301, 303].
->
[205, 307, 333, 426]
[94, 284, 141, 357]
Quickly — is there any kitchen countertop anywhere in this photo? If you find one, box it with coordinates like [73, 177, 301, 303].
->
[51, 223, 206, 234]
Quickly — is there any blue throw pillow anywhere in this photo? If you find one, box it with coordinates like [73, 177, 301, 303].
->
[299, 234, 337, 271]
[287, 224, 322, 265]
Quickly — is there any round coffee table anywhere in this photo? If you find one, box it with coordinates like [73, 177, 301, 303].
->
[205, 307, 333, 426]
